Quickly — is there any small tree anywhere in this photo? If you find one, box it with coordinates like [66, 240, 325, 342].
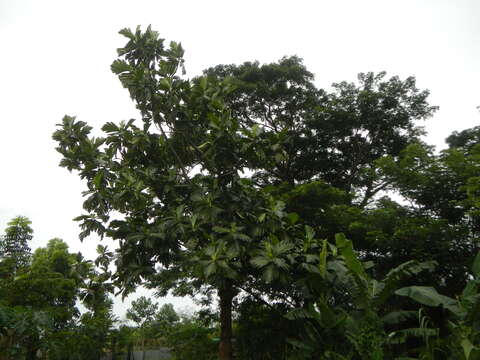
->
[152, 303, 179, 337]
[126, 296, 158, 360]
[0, 216, 33, 272]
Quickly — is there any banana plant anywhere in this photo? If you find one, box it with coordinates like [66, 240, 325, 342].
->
[284, 233, 438, 359]
[395, 251, 480, 359]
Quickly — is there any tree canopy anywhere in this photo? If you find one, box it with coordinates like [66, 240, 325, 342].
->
[52, 26, 480, 359]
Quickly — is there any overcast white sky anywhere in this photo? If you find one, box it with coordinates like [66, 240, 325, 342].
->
[1, 0, 479, 317]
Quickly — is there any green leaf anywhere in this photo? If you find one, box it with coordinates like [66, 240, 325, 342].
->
[175, 205, 184, 220]
[319, 240, 328, 278]
[273, 258, 289, 271]
[286, 212, 299, 224]
[382, 311, 417, 325]
[93, 171, 104, 189]
[335, 232, 348, 248]
[250, 256, 270, 268]
[212, 226, 230, 234]
[305, 225, 315, 241]
[395, 286, 458, 314]
[262, 265, 275, 283]
[462, 280, 478, 298]
[111, 60, 131, 74]
[285, 308, 314, 321]
[335, 233, 366, 278]
[102, 122, 119, 133]
[118, 27, 135, 40]
[472, 251, 480, 278]
[204, 262, 217, 277]
[286, 338, 314, 351]
[251, 124, 263, 137]
[461, 338, 475, 360]
[234, 233, 252, 242]
[190, 192, 203, 202]
[370, 279, 384, 297]
[190, 215, 198, 229]
[159, 78, 172, 90]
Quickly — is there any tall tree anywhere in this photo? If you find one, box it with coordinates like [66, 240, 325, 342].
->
[371, 136, 480, 295]
[203, 62, 437, 203]
[53, 26, 304, 360]
[52, 26, 441, 360]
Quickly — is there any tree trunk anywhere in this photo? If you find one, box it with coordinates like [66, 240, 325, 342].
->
[127, 343, 133, 360]
[25, 338, 38, 360]
[142, 337, 146, 360]
[26, 348, 38, 360]
[218, 280, 235, 360]
[111, 335, 117, 360]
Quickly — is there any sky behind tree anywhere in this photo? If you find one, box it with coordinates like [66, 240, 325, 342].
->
[1, 0, 479, 316]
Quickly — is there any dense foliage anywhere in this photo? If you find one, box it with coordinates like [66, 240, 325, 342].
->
[2, 24, 479, 359]
[0, 219, 117, 359]
[52, 26, 480, 359]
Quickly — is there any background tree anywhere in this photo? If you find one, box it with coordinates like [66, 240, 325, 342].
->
[0, 218, 91, 359]
[0, 304, 52, 360]
[203, 62, 437, 201]
[126, 296, 158, 360]
[76, 244, 116, 360]
[371, 136, 480, 295]
[150, 303, 180, 338]
[0, 216, 33, 272]
[165, 312, 217, 360]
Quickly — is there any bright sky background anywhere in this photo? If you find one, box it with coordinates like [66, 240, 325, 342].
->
[1, 0, 479, 318]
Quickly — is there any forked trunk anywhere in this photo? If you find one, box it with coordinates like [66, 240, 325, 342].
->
[218, 280, 235, 360]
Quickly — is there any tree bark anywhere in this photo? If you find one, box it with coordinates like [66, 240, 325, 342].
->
[218, 280, 235, 360]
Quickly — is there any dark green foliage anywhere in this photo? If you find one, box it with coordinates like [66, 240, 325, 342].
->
[113, 325, 137, 357]
[126, 296, 159, 359]
[375, 140, 480, 295]
[0, 216, 33, 271]
[395, 252, 480, 359]
[126, 296, 158, 327]
[50, 25, 480, 360]
[0, 218, 116, 359]
[0, 303, 52, 360]
[150, 303, 180, 337]
[446, 126, 480, 150]
[235, 298, 293, 360]
[166, 316, 217, 360]
[204, 62, 437, 198]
